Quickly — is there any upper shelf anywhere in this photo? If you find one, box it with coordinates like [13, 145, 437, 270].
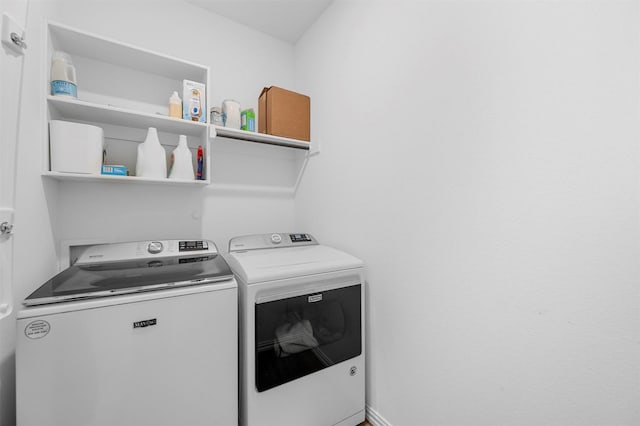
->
[210, 125, 310, 150]
[48, 22, 207, 83]
[48, 96, 208, 137]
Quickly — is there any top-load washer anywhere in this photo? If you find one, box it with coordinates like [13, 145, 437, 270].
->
[225, 233, 365, 426]
[16, 239, 238, 426]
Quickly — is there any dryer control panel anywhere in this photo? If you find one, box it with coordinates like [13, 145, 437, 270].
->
[229, 233, 317, 252]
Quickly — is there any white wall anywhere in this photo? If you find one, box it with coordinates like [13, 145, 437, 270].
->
[295, 1, 640, 425]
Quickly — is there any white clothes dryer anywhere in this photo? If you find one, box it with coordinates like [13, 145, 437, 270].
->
[225, 233, 365, 426]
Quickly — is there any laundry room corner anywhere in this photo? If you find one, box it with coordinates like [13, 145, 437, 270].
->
[2, 0, 639, 425]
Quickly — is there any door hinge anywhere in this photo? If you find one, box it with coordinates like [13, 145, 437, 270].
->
[0, 222, 13, 235]
[2, 13, 27, 54]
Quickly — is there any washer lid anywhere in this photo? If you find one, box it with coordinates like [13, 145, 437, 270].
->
[23, 239, 233, 306]
[226, 244, 363, 284]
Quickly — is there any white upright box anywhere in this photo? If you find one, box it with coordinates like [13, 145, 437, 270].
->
[49, 120, 104, 174]
[183, 80, 206, 123]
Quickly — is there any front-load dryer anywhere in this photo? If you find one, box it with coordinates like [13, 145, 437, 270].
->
[225, 233, 365, 426]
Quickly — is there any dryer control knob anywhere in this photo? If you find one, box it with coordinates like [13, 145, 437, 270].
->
[147, 241, 164, 254]
[270, 234, 282, 244]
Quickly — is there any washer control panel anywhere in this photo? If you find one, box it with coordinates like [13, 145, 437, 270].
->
[289, 233, 312, 243]
[179, 240, 209, 251]
[147, 241, 163, 254]
[270, 234, 283, 244]
[229, 233, 317, 252]
[77, 239, 216, 264]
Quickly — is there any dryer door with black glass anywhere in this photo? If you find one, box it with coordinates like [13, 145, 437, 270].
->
[254, 284, 361, 392]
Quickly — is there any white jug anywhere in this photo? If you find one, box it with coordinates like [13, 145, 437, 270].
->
[50, 51, 77, 97]
[168, 135, 195, 180]
[136, 128, 167, 178]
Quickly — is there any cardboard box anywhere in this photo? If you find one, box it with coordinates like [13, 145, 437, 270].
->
[182, 80, 206, 123]
[258, 86, 310, 141]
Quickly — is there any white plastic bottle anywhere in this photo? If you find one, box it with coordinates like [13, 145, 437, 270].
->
[168, 135, 195, 180]
[136, 127, 167, 178]
[169, 91, 182, 119]
[222, 99, 241, 129]
[50, 51, 77, 97]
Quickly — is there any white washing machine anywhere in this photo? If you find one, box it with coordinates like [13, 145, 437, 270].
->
[16, 239, 238, 426]
[225, 233, 365, 426]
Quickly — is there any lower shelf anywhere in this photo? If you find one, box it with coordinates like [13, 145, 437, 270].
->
[43, 171, 210, 186]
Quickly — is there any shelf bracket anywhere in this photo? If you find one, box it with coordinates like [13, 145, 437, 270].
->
[293, 155, 310, 196]
[293, 138, 321, 194]
[209, 125, 217, 139]
[309, 136, 320, 156]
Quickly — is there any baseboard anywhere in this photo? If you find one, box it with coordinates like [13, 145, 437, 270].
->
[366, 405, 392, 426]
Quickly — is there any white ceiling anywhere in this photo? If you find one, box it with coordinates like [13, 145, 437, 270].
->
[190, 0, 333, 44]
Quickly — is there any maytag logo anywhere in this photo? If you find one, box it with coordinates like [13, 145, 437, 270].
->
[308, 294, 322, 303]
[133, 318, 157, 329]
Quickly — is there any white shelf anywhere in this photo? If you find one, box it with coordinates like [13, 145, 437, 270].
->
[48, 96, 207, 137]
[43, 171, 209, 186]
[211, 125, 310, 150]
[45, 22, 211, 186]
[48, 22, 207, 82]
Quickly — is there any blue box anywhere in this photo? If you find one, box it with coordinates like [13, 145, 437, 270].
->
[101, 165, 128, 176]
